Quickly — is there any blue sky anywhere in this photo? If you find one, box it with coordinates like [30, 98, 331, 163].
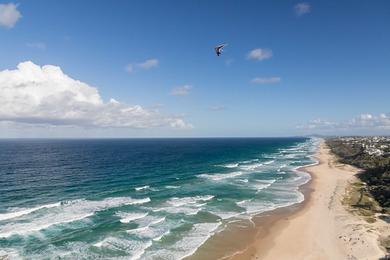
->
[0, 0, 389, 137]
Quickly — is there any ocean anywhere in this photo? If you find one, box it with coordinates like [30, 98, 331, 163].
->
[0, 137, 319, 259]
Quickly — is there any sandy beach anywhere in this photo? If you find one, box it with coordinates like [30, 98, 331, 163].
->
[231, 141, 388, 260]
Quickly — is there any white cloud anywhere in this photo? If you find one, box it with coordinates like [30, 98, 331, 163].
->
[170, 85, 192, 96]
[138, 59, 159, 70]
[251, 77, 281, 84]
[125, 58, 159, 74]
[247, 48, 273, 61]
[298, 113, 390, 133]
[26, 42, 46, 50]
[0, 61, 192, 129]
[294, 3, 311, 16]
[0, 3, 21, 28]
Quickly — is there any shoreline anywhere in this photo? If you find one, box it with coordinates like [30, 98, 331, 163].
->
[226, 142, 319, 260]
[230, 140, 387, 260]
[188, 140, 319, 260]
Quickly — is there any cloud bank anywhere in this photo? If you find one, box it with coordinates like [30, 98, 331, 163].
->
[298, 113, 390, 134]
[247, 48, 273, 61]
[0, 61, 192, 129]
[0, 3, 21, 28]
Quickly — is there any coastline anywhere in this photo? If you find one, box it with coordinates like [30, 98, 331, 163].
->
[229, 140, 387, 260]
[185, 139, 317, 260]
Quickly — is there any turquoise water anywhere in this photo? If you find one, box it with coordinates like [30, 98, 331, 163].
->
[0, 137, 318, 259]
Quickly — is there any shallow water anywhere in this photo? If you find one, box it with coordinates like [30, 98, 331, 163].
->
[0, 137, 319, 259]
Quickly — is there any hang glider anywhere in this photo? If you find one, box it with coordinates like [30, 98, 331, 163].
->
[214, 44, 227, 56]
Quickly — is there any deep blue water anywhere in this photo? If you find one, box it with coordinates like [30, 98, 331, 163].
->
[0, 137, 318, 259]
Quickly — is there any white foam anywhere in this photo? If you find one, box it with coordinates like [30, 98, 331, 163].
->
[264, 160, 275, 165]
[236, 199, 251, 206]
[93, 236, 152, 260]
[153, 206, 201, 216]
[135, 185, 150, 191]
[241, 159, 259, 163]
[153, 196, 213, 216]
[150, 216, 166, 225]
[221, 163, 239, 168]
[117, 212, 148, 223]
[0, 197, 150, 238]
[252, 179, 276, 193]
[210, 211, 242, 220]
[0, 202, 61, 222]
[127, 216, 168, 241]
[167, 195, 214, 207]
[146, 222, 220, 259]
[131, 240, 153, 260]
[239, 163, 263, 171]
[153, 230, 170, 241]
[238, 199, 277, 215]
[165, 185, 180, 189]
[130, 197, 151, 205]
[199, 171, 243, 181]
[127, 225, 150, 234]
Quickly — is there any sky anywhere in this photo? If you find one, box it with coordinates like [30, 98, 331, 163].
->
[0, 0, 389, 137]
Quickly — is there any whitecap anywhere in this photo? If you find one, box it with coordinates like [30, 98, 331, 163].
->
[198, 171, 243, 181]
[221, 163, 239, 168]
[153, 230, 170, 241]
[239, 163, 263, 171]
[144, 222, 220, 259]
[150, 216, 166, 225]
[93, 237, 152, 260]
[264, 160, 275, 165]
[0, 202, 61, 222]
[152, 196, 213, 216]
[167, 195, 214, 207]
[165, 185, 180, 189]
[0, 197, 150, 238]
[117, 212, 148, 223]
[127, 216, 169, 241]
[135, 185, 150, 191]
[252, 179, 276, 193]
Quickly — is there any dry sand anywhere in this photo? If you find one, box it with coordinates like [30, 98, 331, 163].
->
[232, 141, 388, 260]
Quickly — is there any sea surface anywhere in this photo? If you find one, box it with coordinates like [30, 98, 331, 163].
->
[0, 137, 319, 259]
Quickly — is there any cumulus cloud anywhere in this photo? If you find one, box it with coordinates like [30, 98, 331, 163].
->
[251, 77, 281, 84]
[170, 85, 192, 96]
[26, 42, 46, 50]
[247, 48, 273, 61]
[125, 58, 159, 73]
[298, 113, 390, 133]
[0, 3, 21, 28]
[294, 3, 311, 16]
[0, 61, 192, 129]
